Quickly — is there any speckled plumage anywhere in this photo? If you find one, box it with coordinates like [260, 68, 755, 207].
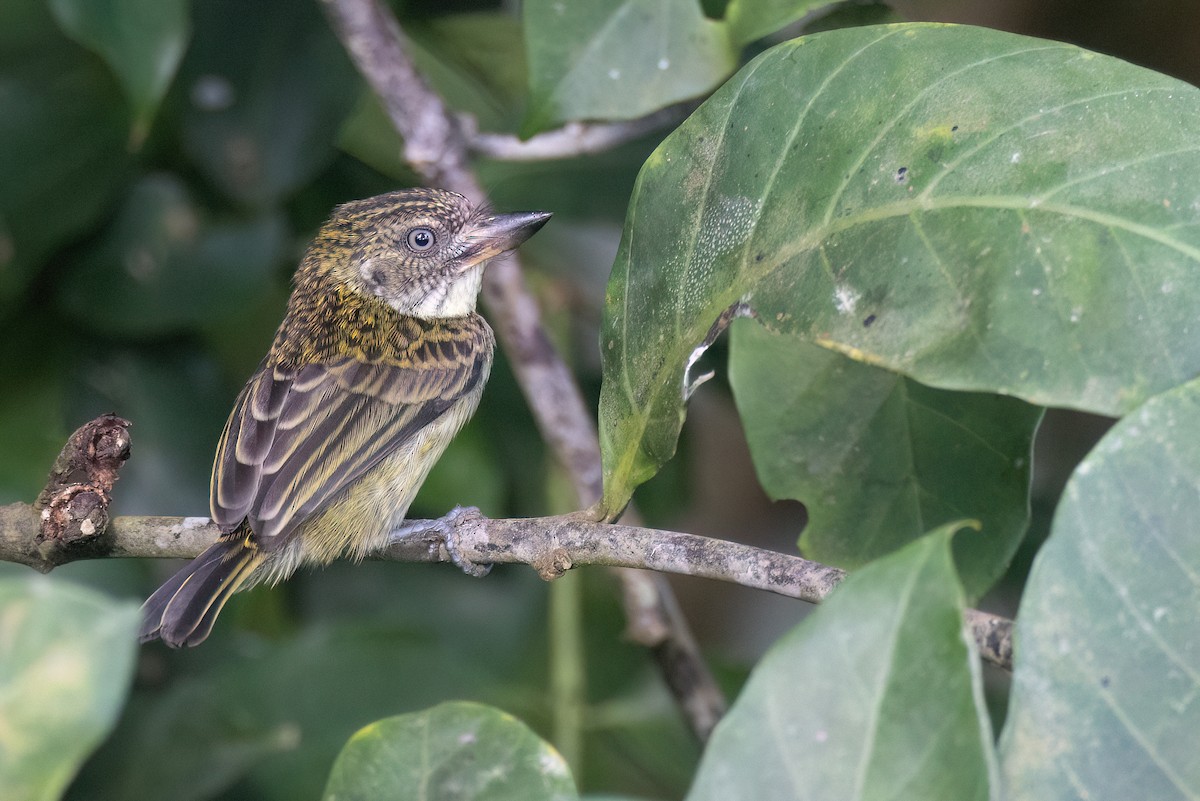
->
[139, 189, 550, 647]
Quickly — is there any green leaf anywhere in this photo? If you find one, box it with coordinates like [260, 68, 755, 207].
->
[522, 0, 738, 136]
[55, 173, 286, 337]
[323, 701, 578, 801]
[724, 0, 832, 45]
[48, 0, 189, 144]
[0, 577, 140, 801]
[686, 525, 995, 801]
[729, 320, 1040, 598]
[599, 24, 1200, 514]
[176, 0, 359, 205]
[999, 377, 1200, 799]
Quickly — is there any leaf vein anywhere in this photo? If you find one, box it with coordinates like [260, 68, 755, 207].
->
[1077, 507, 1200, 685]
[918, 86, 1185, 201]
[1065, 643, 1198, 799]
[851, 549, 927, 797]
[826, 43, 1065, 226]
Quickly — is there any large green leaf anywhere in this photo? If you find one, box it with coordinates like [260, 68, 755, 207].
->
[323, 702, 577, 801]
[729, 320, 1040, 598]
[999, 377, 1200, 799]
[599, 24, 1200, 514]
[48, 0, 189, 143]
[687, 525, 995, 801]
[0, 577, 140, 801]
[55, 174, 286, 337]
[522, 0, 738, 136]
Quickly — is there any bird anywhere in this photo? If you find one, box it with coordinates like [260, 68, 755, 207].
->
[139, 188, 551, 647]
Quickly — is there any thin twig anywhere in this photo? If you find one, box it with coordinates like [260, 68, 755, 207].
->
[319, 0, 727, 738]
[0, 505, 1014, 671]
[465, 103, 695, 161]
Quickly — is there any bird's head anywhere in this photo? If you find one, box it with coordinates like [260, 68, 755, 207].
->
[308, 188, 551, 318]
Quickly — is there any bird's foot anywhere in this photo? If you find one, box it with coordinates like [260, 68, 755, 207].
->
[427, 506, 491, 578]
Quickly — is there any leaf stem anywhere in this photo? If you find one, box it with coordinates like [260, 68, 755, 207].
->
[549, 571, 587, 772]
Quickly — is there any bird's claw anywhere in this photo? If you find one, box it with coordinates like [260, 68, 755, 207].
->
[432, 506, 492, 577]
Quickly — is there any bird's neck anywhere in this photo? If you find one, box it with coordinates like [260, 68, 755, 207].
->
[404, 264, 484, 319]
[270, 278, 480, 368]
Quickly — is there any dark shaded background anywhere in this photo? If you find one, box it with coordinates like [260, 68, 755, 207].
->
[1, 1, 1196, 798]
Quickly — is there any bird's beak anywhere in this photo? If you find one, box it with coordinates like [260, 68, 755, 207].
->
[460, 210, 552, 266]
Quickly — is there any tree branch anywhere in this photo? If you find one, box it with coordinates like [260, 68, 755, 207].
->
[319, 0, 726, 739]
[0, 505, 1014, 671]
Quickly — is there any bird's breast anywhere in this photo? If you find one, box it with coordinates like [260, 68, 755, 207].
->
[263, 372, 488, 580]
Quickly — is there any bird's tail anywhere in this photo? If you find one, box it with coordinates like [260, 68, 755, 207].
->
[139, 523, 265, 648]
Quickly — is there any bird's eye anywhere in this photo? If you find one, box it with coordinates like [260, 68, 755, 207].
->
[406, 227, 436, 252]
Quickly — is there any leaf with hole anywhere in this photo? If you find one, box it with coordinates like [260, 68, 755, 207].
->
[599, 23, 1200, 515]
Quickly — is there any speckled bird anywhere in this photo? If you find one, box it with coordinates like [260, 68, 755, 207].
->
[139, 188, 551, 647]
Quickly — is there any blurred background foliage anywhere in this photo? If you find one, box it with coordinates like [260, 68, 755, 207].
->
[1, 0, 1198, 798]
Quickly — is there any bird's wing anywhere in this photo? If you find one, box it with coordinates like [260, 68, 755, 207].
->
[210, 322, 491, 546]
